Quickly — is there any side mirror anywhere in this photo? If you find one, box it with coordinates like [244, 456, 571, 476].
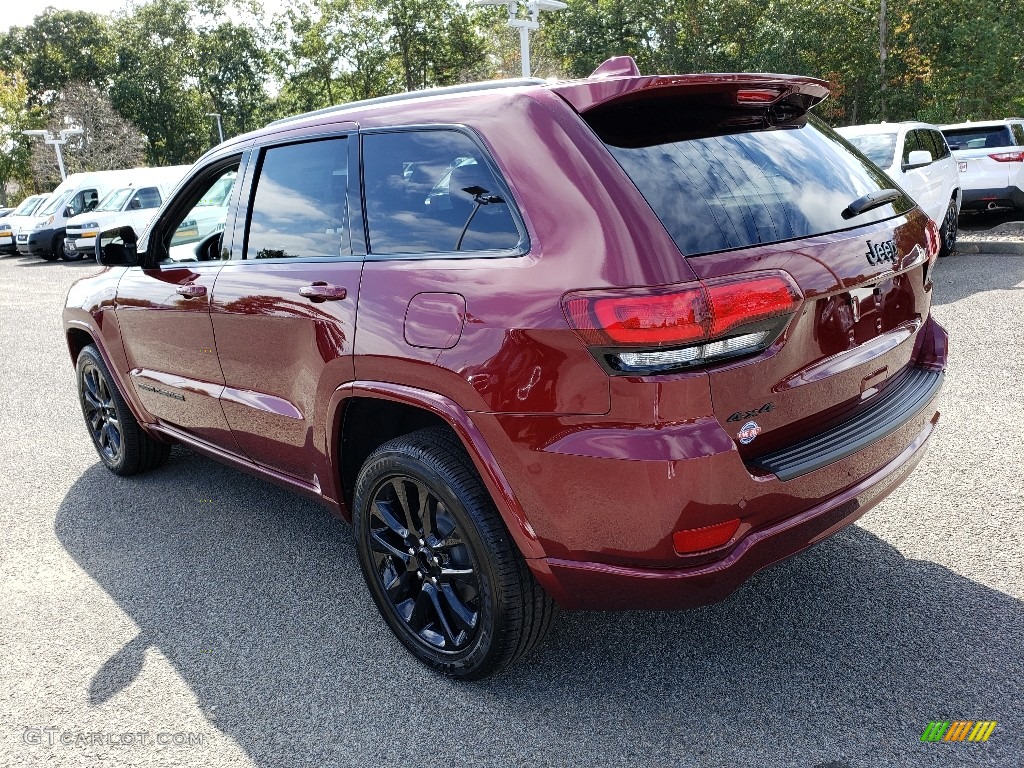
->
[96, 226, 140, 266]
[64, 206, 74, 218]
[905, 150, 933, 169]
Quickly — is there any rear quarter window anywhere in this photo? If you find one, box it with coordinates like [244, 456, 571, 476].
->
[361, 129, 522, 256]
[588, 104, 913, 257]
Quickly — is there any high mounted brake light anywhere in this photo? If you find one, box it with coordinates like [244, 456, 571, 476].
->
[563, 271, 801, 375]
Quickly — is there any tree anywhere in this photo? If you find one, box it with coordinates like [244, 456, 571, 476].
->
[111, 0, 209, 165]
[28, 83, 147, 187]
[1, 10, 116, 103]
[0, 70, 46, 204]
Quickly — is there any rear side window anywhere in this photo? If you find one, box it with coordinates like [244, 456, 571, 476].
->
[1011, 124, 1024, 145]
[361, 129, 521, 255]
[942, 126, 1013, 150]
[927, 130, 951, 160]
[246, 138, 350, 259]
[589, 105, 913, 257]
[132, 187, 162, 209]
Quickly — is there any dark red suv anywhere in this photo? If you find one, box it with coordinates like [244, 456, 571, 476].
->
[64, 57, 947, 679]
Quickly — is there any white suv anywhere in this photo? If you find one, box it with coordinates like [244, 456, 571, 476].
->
[836, 122, 961, 256]
[940, 119, 1024, 214]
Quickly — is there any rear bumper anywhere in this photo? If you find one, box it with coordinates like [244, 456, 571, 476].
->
[961, 186, 1024, 209]
[531, 412, 937, 610]
[504, 316, 948, 609]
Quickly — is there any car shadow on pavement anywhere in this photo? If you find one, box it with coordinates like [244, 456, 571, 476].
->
[56, 453, 1022, 768]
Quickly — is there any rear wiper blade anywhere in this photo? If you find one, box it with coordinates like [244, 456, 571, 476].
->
[842, 189, 902, 220]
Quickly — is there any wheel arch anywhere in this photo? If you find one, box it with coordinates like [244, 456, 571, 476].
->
[327, 382, 547, 560]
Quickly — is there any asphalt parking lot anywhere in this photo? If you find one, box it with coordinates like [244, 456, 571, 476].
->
[0, 251, 1021, 768]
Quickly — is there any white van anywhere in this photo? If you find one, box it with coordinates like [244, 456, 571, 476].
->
[16, 169, 156, 260]
[63, 166, 190, 260]
[0, 194, 49, 254]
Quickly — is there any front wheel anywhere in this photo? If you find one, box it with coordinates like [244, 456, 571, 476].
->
[76, 345, 171, 475]
[353, 427, 555, 679]
[939, 199, 958, 257]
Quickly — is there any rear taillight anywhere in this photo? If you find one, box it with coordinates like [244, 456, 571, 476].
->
[924, 218, 941, 266]
[988, 151, 1024, 162]
[564, 271, 801, 375]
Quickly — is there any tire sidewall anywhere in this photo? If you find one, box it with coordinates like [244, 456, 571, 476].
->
[353, 447, 504, 677]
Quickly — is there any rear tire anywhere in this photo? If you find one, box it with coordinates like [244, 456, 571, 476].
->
[353, 426, 555, 679]
[939, 198, 958, 257]
[76, 345, 171, 475]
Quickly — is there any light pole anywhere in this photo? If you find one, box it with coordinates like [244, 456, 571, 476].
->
[206, 112, 224, 144]
[472, 0, 567, 78]
[22, 128, 83, 181]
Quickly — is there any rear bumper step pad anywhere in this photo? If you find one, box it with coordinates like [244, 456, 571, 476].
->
[750, 367, 943, 481]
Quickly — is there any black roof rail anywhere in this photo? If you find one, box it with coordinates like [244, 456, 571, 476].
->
[268, 78, 547, 128]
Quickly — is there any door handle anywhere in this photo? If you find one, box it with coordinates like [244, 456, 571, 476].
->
[299, 282, 347, 301]
[176, 283, 207, 298]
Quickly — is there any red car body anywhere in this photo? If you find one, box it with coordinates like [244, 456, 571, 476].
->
[64, 63, 946, 618]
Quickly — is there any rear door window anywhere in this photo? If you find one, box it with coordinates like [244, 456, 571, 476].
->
[361, 129, 522, 256]
[589, 109, 913, 258]
[245, 137, 350, 259]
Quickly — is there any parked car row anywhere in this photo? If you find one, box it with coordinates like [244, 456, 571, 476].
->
[835, 117, 1024, 257]
[0, 165, 190, 261]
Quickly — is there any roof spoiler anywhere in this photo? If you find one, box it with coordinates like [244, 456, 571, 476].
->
[555, 56, 830, 119]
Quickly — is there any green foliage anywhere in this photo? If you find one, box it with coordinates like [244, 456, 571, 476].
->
[2, 0, 1024, 190]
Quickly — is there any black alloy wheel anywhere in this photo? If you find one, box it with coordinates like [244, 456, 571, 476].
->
[353, 427, 555, 679]
[80, 358, 123, 465]
[939, 199, 958, 257]
[367, 474, 482, 653]
[76, 345, 171, 475]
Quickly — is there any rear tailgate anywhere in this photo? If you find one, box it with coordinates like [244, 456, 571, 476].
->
[560, 72, 939, 477]
[950, 147, 1010, 191]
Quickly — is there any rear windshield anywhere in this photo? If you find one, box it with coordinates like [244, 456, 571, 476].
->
[841, 132, 897, 168]
[588, 104, 913, 257]
[942, 126, 1013, 150]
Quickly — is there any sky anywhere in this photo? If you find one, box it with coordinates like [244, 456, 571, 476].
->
[1, 0, 288, 31]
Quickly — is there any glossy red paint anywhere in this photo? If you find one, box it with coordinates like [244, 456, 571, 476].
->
[63, 66, 947, 612]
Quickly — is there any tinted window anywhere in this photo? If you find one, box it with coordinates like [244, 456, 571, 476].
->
[594, 114, 912, 258]
[842, 132, 897, 168]
[942, 126, 1013, 150]
[362, 130, 521, 255]
[928, 130, 951, 159]
[133, 187, 162, 209]
[902, 130, 925, 164]
[1011, 124, 1024, 146]
[245, 138, 349, 260]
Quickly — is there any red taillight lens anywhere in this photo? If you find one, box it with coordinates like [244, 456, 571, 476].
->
[924, 218, 941, 265]
[591, 289, 706, 345]
[988, 151, 1024, 162]
[672, 518, 741, 554]
[706, 275, 800, 337]
[563, 271, 802, 374]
